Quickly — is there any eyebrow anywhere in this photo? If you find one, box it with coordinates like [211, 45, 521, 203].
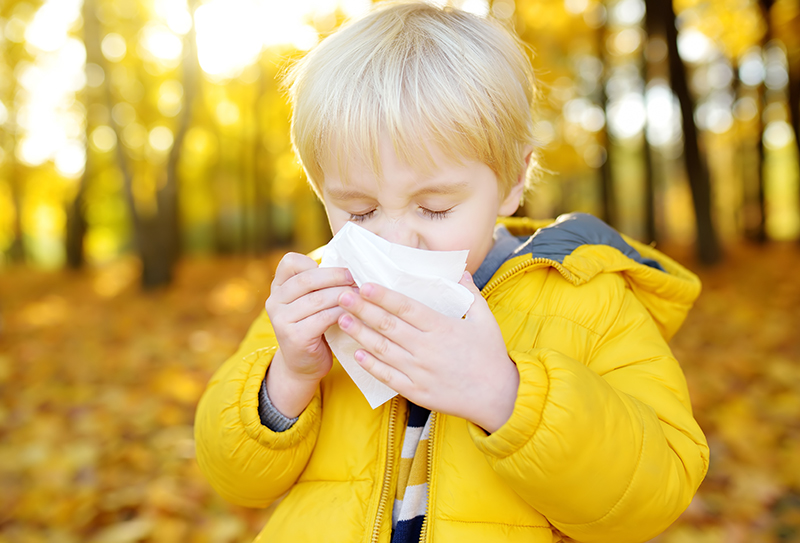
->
[325, 181, 471, 201]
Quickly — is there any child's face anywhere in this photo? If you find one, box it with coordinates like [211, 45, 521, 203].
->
[321, 136, 523, 274]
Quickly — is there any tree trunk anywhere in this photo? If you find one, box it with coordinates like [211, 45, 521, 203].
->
[65, 175, 88, 268]
[642, 128, 657, 243]
[787, 34, 800, 241]
[641, 12, 661, 243]
[747, 0, 776, 243]
[4, 42, 25, 264]
[139, 1, 199, 287]
[84, 0, 138, 242]
[8, 163, 25, 264]
[752, 71, 768, 242]
[597, 22, 616, 228]
[645, 0, 721, 264]
[66, 1, 104, 269]
[789, 68, 800, 190]
[85, 0, 199, 288]
[252, 65, 274, 253]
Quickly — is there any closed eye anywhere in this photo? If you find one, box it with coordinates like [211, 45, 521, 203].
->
[421, 207, 453, 220]
[348, 209, 376, 223]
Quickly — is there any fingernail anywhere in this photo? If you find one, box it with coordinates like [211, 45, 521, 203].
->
[362, 283, 374, 297]
[340, 292, 354, 307]
[340, 314, 353, 329]
[354, 350, 365, 362]
[344, 270, 353, 282]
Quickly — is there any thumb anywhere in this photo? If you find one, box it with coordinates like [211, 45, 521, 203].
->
[459, 271, 489, 319]
[459, 270, 480, 293]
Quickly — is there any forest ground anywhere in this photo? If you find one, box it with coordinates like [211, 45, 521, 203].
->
[0, 241, 798, 543]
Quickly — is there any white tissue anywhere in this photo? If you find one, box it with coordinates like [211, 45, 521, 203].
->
[320, 222, 475, 408]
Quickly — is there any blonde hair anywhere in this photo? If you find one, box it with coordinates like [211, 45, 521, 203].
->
[281, 1, 538, 199]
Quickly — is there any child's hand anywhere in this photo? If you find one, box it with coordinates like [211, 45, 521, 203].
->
[337, 272, 519, 433]
[264, 253, 356, 416]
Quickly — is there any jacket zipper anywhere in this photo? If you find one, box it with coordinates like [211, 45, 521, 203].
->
[481, 257, 577, 298]
[371, 396, 400, 543]
[418, 411, 437, 543]
[401, 260, 569, 542]
[415, 260, 566, 541]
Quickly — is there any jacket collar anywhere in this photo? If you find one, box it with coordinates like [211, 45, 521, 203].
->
[474, 212, 664, 290]
[486, 213, 701, 341]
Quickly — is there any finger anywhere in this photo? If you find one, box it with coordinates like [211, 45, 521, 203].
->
[275, 265, 354, 304]
[273, 253, 353, 289]
[338, 312, 412, 364]
[353, 348, 413, 395]
[337, 290, 416, 345]
[356, 283, 438, 332]
[282, 286, 357, 324]
[294, 305, 348, 339]
[459, 271, 480, 293]
[459, 271, 490, 321]
[272, 253, 318, 285]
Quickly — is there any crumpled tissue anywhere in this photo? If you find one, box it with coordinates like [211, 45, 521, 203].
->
[319, 222, 474, 408]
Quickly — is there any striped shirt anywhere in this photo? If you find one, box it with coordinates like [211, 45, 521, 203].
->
[391, 402, 432, 543]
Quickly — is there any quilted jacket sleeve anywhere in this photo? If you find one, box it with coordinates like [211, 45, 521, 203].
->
[194, 310, 322, 508]
[468, 276, 709, 543]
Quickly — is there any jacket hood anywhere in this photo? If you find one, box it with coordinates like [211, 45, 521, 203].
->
[493, 213, 701, 341]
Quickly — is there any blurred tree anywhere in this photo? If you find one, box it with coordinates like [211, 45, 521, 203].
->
[66, 0, 101, 269]
[65, 158, 88, 268]
[6, 0, 800, 272]
[157, 0, 199, 282]
[80, 0, 199, 287]
[641, 17, 659, 243]
[749, 0, 775, 243]
[7, 161, 25, 264]
[596, 13, 617, 229]
[3, 12, 25, 264]
[777, 2, 800, 231]
[645, 0, 721, 264]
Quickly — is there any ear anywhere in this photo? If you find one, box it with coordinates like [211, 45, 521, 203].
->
[498, 147, 533, 217]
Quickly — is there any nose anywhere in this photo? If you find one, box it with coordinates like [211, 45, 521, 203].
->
[376, 217, 419, 248]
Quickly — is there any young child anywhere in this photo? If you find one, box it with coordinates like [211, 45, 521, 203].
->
[194, 3, 709, 542]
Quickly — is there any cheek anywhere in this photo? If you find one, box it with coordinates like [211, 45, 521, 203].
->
[425, 219, 494, 265]
[467, 250, 488, 275]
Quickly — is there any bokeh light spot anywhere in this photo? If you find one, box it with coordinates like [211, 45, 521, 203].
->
[101, 33, 127, 63]
[139, 23, 183, 63]
[54, 142, 86, 177]
[677, 29, 714, 64]
[149, 126, 174, 153]
[607, 93, 646, 139]
[564, 0, 589, 15]
[91, 126, 117, 153]
[158, 80, 184, 117]
[491, 0, 515, 19]
[764, 121, 794, 150]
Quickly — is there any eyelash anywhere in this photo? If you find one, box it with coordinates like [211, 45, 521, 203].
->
[348, 208, 453, 222]
[349, 210, 376, 223]
[421, 208, 452, 220]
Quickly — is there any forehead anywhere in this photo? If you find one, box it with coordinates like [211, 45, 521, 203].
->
[320, 139, 498, 206]
[320, 132, 470, 189]
[323, 178, 474, 202]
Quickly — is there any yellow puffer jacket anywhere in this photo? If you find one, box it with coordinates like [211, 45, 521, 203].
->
[195, 216, 709, 543]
